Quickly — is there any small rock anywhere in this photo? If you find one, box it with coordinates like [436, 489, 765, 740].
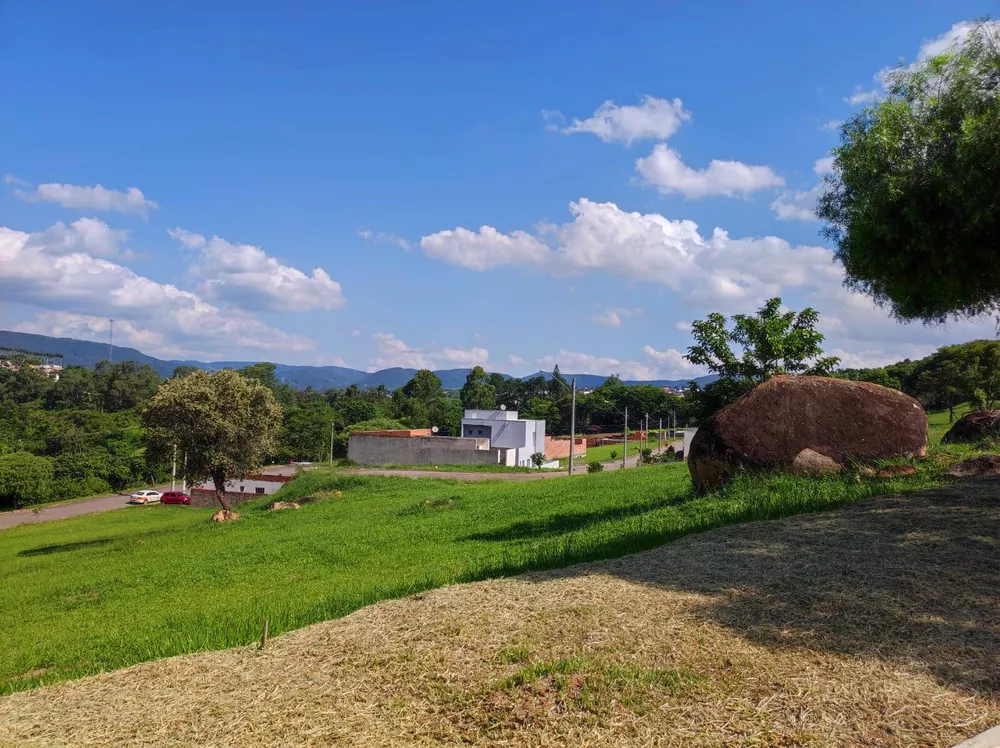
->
[876, 465, 918, 478]
[947, 455, 1000, 478]
[791, 448, 843, 477]
[269, 501, 300, 511]
[211, 509, 240, 522]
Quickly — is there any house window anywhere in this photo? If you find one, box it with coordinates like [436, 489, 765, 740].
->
[255, 487, 265, 495]
[239, 486, 245, 492]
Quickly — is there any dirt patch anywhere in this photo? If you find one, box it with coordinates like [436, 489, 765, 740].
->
[1, 479, 997, 747]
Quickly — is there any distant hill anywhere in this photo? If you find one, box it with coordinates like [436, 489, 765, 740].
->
[529, 371, 717, 389]
[0, 330, 715, 391]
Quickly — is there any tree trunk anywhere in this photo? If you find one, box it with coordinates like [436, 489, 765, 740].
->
[212, 470, 232, 512]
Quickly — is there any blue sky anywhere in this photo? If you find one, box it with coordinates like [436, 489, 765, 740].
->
[1, 1, 996, 378]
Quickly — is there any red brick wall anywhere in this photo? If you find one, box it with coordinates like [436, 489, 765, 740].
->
[190, 488, 266, 508]
[352, 429, 433, 437]
[544, 436, 586, 459]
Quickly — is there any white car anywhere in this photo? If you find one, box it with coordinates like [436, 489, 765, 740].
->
[128, 490, 162, 505]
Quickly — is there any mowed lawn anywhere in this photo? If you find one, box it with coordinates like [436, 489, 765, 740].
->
[0, 458, 953, 694]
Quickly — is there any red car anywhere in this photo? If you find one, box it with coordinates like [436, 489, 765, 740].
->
[160, 491, 191, 505]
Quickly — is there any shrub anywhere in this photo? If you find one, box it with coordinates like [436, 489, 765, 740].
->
[639, 448, 653, 464]
[587, 460, 604, 473]
[50, 476, 113, 502]
[0, 452, 54, 508]
[530, 452, 545, 469]
[609, 449, 619, 462]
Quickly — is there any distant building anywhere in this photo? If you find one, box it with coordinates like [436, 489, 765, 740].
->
[190, 473, 293, 507]
[461, 409, 546, 467]
[0, 360, 64, 381]
[348, 429, 505, 466]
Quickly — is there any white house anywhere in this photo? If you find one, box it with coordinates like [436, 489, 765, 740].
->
[461, 409, 545, 467]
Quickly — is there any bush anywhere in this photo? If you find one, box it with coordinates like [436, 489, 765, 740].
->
[639, 448, 653, 464]
[587, 460, 604, 473]
[530, 452, 545, 469]
[0, 452, 54, 508]
[49, 476, 113, 502]
[609, 449, 619, 462]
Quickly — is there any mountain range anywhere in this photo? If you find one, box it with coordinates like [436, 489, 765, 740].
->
[0, 331, 716, 391]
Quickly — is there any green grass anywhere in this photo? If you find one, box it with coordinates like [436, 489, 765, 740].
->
[335, 462, 545, 473]
[0, 453, 957, 695]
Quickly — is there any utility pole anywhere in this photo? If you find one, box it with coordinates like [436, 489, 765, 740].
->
[181, 452, 187, 493]
[645, 413, 649, 455]
[568, 377, 577, 476]
[171, 444, 177, 492]
[329, 420, 336, 467]
[658, 417, 662, 455]
[622, 407, 628, 468]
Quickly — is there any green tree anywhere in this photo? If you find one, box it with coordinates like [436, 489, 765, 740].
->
[44, 366, 95, 410]
[0, 452, 53, 508]
[459, 366, 496, 410]
[916, 361, 967, 422]
[171, 365, 200, 379]
[684, 298, 839, 420]
[279, 397, 334, 462]
[686, 298, 840, 382]
[818, 21, 1000, 322]
[394, 370, 446, 428]
[94, 361, 160, 412]
[239, 362, 278, 391]
[143, 370, 283, 516]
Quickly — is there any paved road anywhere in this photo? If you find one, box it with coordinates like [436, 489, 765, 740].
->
[0, 464, 303, 531]
[0, 444, 684, 531]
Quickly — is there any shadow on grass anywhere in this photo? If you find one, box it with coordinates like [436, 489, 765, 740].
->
[18, 538, 115, 557]
[17, 527, 180, 557]
[507, 477, 1000, 697]
[461, 493, 697, 543]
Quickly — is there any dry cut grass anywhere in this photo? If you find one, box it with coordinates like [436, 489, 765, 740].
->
[1, 477, 997, 747]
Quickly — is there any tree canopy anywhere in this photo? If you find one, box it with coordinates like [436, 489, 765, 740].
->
[143, 369, 283, 515]
[686, 298, 840, 382]
[818, 20, 1000, 322]
[684, 298, 839, 421]
[459, 366, 496, 410]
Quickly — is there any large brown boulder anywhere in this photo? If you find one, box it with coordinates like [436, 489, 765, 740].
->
[688, 375, 927, 491]
[941, 410, 1000, 444]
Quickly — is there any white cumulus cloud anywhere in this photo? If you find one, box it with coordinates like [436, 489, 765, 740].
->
[172, 229, 345, 313]
[357, 227, 412, 251]
[555, 95, 691, 145]
[421, 225, 548, 272]
[422, 198, 837, 310]
[592, 307, 642, 327]
[0, 222, 315, 357]
[25, 217, 130, 258]
[636, 144, 784, 199]
[370, 333, 488, 371]
[16, 182, 158, 216]
[845, 20, 1000, 107]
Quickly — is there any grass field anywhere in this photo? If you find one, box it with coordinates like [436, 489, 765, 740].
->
[560, 440, 650, 466]
[0, 454, 956, 695]
[335, 462, 546, 473]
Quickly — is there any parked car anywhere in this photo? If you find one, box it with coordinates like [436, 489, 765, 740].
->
[160, 491, 191, 505]
[128, 490, 162, 505]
